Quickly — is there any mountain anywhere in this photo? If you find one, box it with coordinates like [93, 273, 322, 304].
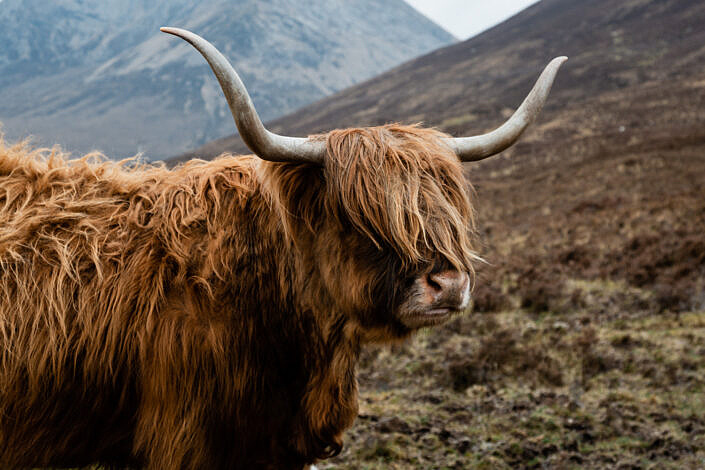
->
[179, 0, 705, 160]
[0, 0, 454, 159]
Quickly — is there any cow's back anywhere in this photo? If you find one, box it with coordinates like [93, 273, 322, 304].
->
[0, 141, 260, 466]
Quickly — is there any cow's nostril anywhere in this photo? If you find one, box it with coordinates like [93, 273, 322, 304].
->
[425, 274, 443, 292]
[426, 271, 470, 303]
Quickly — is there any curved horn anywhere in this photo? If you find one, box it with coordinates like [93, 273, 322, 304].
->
[447, 56, 567, 162]
[161, 27, 326, 164]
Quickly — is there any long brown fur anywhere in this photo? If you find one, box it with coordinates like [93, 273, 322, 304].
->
[0, 124, 476, 469]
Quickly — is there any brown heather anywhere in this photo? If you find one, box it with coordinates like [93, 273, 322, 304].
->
[0, 124, 477, 469]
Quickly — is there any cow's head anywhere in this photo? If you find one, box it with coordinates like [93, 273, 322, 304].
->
[162, 28, 566, 340]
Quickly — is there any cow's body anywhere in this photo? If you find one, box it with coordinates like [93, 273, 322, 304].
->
[0, 126, 473, 469]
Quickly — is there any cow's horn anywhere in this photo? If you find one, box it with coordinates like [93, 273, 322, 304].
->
[161, 27, 326, 164]
[447, 56, 567, 162]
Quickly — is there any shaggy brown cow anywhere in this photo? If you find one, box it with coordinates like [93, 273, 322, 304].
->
[0, 28, 565, 469]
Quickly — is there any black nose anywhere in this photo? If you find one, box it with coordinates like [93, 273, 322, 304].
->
[423, 270, 471, 309]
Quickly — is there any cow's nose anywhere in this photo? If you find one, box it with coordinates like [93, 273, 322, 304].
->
[423, 270, 471, 310]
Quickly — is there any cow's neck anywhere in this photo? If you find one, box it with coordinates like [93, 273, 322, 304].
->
[236, 170, 362, 461]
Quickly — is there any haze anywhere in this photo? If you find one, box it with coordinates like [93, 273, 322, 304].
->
[405, 0, 541, 39]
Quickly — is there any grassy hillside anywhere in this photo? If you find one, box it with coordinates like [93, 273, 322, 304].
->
[179, 0, 705, 467]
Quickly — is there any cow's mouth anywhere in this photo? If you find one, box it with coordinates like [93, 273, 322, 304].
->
[400, 307, 460, 329]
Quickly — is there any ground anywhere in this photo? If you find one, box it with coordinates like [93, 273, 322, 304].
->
[323, 308, 705, 469]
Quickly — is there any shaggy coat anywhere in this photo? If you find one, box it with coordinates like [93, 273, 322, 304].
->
[0, 124, 476, 469]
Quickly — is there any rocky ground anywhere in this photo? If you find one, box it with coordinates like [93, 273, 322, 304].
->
[326, 309, 705, 469]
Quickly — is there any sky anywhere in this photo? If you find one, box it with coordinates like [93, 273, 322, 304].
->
[0, 1, 536, 38]
[405, 0, 541, 39]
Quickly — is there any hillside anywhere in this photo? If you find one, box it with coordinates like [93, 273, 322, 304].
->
[0, 0, 453, 159]
[173, 0, 705, 468]
[179, 0, 705, 160]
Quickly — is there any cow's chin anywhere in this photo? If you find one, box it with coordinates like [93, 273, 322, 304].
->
[397, 306, 462, 329]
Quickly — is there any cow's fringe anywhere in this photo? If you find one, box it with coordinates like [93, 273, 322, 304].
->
[325, 124, 479, 273]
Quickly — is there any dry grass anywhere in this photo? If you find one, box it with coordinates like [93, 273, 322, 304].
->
[322, 306, 705, 469]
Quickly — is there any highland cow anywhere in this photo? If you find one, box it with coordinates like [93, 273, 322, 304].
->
[0, 28, 565, 469]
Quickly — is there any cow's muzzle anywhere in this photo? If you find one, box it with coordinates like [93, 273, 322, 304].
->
[400, 270, 471, 328]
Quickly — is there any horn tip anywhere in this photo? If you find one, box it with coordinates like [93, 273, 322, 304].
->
[160, 27, 199, 44]
[542, 57, 568, 78]
[160, 26, 183, 36]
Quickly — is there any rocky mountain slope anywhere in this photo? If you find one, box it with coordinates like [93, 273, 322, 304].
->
[181, 0, 705, 160]
[0, 0, 453, 159]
